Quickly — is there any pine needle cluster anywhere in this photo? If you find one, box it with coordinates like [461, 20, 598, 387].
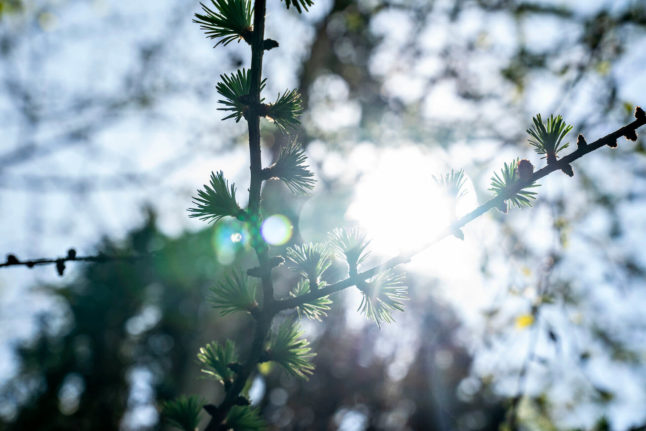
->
[194, 0, 253, 46]
[163, 396, 203, 431]
[189, 171, 243, 223]
[433, 168, 467, 199]
[527, 114, 572, 161]
[357, 269, 408, 327]
[265, 141, 315, 193]
[489, 159, 539, 212]
[265, 321, 316, 378]
[330, 228, 371, 271]
[216, 69, 266, 122]
[210, 271, 258, 315]
[225, 406, 265, 431]
[265, 89, 303, 132]
[197, 340, 238, 384]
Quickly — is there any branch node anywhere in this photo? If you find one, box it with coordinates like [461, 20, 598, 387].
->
[546, 153, 558, 166]
[560, 163, 574, 177]
[234, 396, 250, 406]
[203, 403, 219, 417]
[56, 259, 65, 277]
[242, 28, 254, 44]
[636, 106, 645, 121]
[263, 38, 279, 50]
[257, 103, 269, 117]
[246, 267, 264, 278]
[6, 254, 18, 265]
[268, 256, 284, 268]
[227, 362, 243, 374]
[260, 167, 272, 180]
[624, 128, 638, 142]
[576, 134, 587, 149]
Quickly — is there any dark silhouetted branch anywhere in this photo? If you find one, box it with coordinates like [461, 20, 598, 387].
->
[1, 249, 149, 276]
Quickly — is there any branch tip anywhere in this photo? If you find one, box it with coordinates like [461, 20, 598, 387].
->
[624, 128, 638, 141]
[263, 38, 279, 50]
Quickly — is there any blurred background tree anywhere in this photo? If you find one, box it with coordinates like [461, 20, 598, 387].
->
[1, 0, 645, 430]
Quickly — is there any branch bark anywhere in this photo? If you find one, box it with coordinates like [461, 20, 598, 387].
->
[204, 0, 275, 429]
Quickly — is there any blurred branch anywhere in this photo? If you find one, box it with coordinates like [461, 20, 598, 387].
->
[278, 109, 646, 311]
[0, 248, 150, 276]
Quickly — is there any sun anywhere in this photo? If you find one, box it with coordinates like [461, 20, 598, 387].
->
[345, 144, 490, 320]
[346, 145, 464, 256]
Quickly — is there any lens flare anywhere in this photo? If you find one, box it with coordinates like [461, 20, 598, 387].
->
[261, 214, 293, 246]
[212, 219, 248, 265]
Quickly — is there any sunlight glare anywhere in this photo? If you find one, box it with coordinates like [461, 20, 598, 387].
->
[346, 145, 491, 323]
[346, 146, 454, 255]
[212, 219, 248, 265]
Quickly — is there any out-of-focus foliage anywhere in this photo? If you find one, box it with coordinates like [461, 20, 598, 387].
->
[162, 395, 203, 431]
[0, 214, 247, 430]
[0, 0, 21, 17]
[0, 214, 510, 430]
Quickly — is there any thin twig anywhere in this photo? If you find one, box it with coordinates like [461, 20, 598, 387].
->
[0, 250, 148, 272]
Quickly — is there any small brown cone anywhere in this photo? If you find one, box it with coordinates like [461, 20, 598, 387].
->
[517, 159, 534, 180]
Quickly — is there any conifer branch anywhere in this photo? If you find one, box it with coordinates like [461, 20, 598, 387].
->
[276, 112, 646, 311]
[203, 0, 274, 428]
[180, 1, 645, 429]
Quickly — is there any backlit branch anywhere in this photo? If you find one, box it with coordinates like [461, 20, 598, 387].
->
[277, 110, 646, 312]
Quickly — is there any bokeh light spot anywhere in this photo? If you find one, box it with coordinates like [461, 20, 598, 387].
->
[261, 214, 293, 245]
[212, 219, 249, 265]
